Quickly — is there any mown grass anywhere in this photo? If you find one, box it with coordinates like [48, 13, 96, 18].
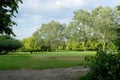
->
[0, 51, 96, 70]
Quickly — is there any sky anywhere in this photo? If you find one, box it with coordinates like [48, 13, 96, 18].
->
[13, 0, 120, 40]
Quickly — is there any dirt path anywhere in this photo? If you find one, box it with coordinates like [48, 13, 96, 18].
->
[0, 66, 89, 80]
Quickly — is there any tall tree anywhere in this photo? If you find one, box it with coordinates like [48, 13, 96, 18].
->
[68, 9, 92, 51]
[0, 0, 22, 36]
[112, 6, 120, 53]
[33, 20, 65, 51]
[92, 7, 116, 51]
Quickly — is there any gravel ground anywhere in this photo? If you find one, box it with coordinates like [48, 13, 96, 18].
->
[0, 66, 89, 80]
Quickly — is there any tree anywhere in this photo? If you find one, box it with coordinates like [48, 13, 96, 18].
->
[112, 6, 120, 53]
[33, 20, 65, 52]
[67, 9, 92, 51]
[20, 37, 39, 52]
[92, 7, 116, 51]
[0, 35, 22, 54]
[0, 0, 22, 36]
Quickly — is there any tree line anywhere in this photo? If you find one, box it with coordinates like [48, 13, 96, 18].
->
[19, 6, 120, 52]
[0, 0, 119, 53]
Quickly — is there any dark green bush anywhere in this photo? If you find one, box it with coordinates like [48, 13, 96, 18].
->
[80, 50, 120, 80]
[112, 27, 120, 53]
[0, 35, 22, 54]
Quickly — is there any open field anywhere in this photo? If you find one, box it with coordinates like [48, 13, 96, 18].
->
[0, 51, 96, 70]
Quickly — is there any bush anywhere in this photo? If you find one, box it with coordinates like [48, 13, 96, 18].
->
[0, 35, 22, 54]
[112, 27, 120, 53]
[72, 48, 84, 51]
[80, 50, 120, 80]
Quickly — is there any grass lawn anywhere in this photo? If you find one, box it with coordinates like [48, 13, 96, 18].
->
[0, 51, 96, 70]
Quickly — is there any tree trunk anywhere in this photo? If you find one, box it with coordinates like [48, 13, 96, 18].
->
[103, 32, 106, 51]
[55, 40, 59, 52]
[55, 47, 58, 52]
[46, 46, 49, 52]
[83, 32, 87, 51]
[84, 39, 87, 51]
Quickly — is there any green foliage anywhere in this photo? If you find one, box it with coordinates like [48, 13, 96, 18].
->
[69, 9, 92, 51]
[80, 51, 120, 80]
[22, 6, 119, 52]
[0, 35, 22, 54]
[0, 0, 22, 35]
[112, 20, 120, 52]
[92, 7, 116, 51]
[79, 6, 120, 80]
[32, 20, 65, 52]
[21, 37, 34, 51]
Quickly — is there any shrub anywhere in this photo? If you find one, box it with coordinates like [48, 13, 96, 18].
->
[0, 35, 22, 54]
[112, 27, 120, 53]
[80, 50, 120, 80]
[72, 48, 84, 51]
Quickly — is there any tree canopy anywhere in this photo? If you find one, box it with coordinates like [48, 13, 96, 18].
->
[0, 0, 22, 36]
[20, 6, 120, 52]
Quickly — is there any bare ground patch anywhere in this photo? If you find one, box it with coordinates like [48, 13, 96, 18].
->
[0, 66, 89, 80]
[32, 56, 84, 61]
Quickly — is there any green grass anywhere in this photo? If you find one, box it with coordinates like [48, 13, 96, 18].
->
[0, 51, 96, 70]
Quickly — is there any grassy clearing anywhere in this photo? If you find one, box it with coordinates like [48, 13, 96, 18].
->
[0, 51, 96, 70]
